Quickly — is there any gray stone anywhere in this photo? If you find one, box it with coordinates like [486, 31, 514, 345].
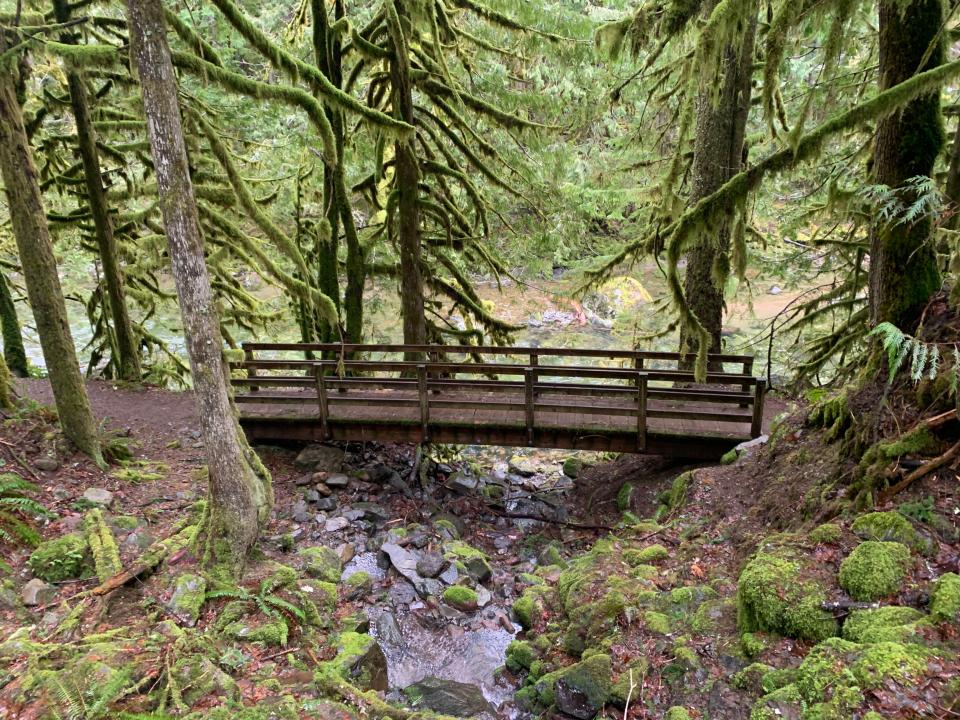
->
[475, 586, 492, 608]
[360, 463, 395, 484]
[416, 553, 447, 579]
[314, 483, 332, 497]
[168, 573, 207, 626]
[295, 444, 344, 472]
[447, 473, 479, 494]
[304, 489, 321, 504]
[463, 556, 492, 583]
[374, 611, 405, 648]
[380, 543, 443, 599]
[439, 563, 459, 585]
[294, 473, 314, 486]
[292, 500, 312, 523]
[324, 517, 350, 533]
[507, 455, 540, 477]
[22, 578, 55, 606]
[315, 498, 338, 511]
[123, 529, 155, 551]
[354, 503, 390, 523]
[325, 473, 350, 488]
[33, 456, 59, 472]
[82, 487, 114, 507]
[298, 545, 342, 583]
[403, 676, 494, 717]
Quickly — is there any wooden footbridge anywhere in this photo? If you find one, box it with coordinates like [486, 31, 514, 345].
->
[232, 343, 768, 460]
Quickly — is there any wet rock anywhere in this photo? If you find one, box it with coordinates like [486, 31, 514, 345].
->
[447, 473, 479, 494]
[375, 611, 405, 648]
[34, 456, 59, 472]
[82, 487, 114, 507]
[292, 500, 312, 523]
[417, 553, 448, 579]
[403, 676, 494, 717]
[381, 543, 443, 598]
[325, 473, 350, 489]
[168, 573, 207, 626]
[299, 546, 342, 582]
[325, 517, 350, 533]
[22, 578, 55, 606]
[295, 444, 344, 472]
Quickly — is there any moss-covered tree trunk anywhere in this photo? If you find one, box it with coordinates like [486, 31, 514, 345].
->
[943, 117, 960, 231]
[0, 270, 27, 377]
[679, 4, 756, 360]
[127, 0, 272, 577]
[0, 34, 102, 462]
[868, 0, 944, 329]
[389, 2, 427, 352]
[53, 0, 141, 381]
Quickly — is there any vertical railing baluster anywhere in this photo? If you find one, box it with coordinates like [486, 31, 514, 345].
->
[741, 357, 754, 408]
[418, 364, 430, 442]
[524, 367, 536, 446]
[637, 371, 648, 452]
[751, 378, 766, 438]
[244, 346, 259, 393]
[314, 363, 331, 440]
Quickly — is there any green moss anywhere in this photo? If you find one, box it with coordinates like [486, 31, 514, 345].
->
[27, 533, 91, 582]
[842, 606, 925, 643]
[345, 571, 372, 597]
[169, 573, 207, 624]
[644, 611, 671, 634]
[740, 631, 769, 658]
[657, 470, 695, 513]
[433, 518, 460, 539]
[838, 541, 910, 601]
[318, 631, 384, 690]
[223, 615, 289, 646]
[737, 546, 837, 642]
[538, 544, 567, 568]
[851, 511, 923, 551]
[664, 707, 691, 720]
[624, 544, 669, 565]
[505, 640, 537, 671]
[443, 585, 478, 610]
[513, 589, 541, 630]
[809, 523, 842, 544]
[930, 572, 960, 622]
[298, 546, 341, 583]
[609, 660, 647, 706]
[750, 683, 803, 720]
[630, 520, 662, 535]
[850, 641, 930, 688]
[84, 509, 121, 583]
[616, 482, 634, 511]
[535, 653, 611, 712]
[445, 541, 492, 580]
[731, 662, 774, 691]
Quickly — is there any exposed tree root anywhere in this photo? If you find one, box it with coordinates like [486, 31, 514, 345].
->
[879, 438, 960, 504]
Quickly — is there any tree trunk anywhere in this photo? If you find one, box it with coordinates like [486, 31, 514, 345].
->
[0, 34, 102, 462]
[53, 0, 142, 381]
[389, 3, 427, 353]
[869, 0, 944, 329]
[679, 6, 757, 360]
[943, 117, 960, 231]
[0, 270, 27, 377]
[126, 0, 272, 577]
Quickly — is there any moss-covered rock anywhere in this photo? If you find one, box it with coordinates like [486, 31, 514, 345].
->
[223, 615, 289, 646]
[344, 571, 373, 600]
[168, 573, 207, 626]
[624, 544, 669, 565]
[616, 482, 633, 511]
[445, 542, 492, 582]
[737, 545, 837, 642]
[505, 640, 537, 672]
[842, 606, 925, 643]
[851, 511, 924, 551]
[513, 588, 543, 630]
[930, 572, 960, 622]
[442, 585, 478, 611]
[318, 631, 388, 691]
[657, 471, 695, 516]
[27, 533, 91, 582]
[838, 541, 910, 601]
[298, 546, 342, 583]
[536, 653, 611, 719]
[609, 660, 648, 707]
[644, 611, 671, 634]
[809, 523, 842, 544]
[664, 708, 691, 720]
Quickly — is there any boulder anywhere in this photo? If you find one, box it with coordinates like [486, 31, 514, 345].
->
[299, 546, 342, 583]
[325, 474, 350, 488]
[295, 444, 344, 472]
[82, 488, 114, 507]
[22, 578, 55, 606]
[34, 456, 59, 472]
[403, 676, 494, 717]
[416, 553, 448, 579]
[168, 573, 207, 626]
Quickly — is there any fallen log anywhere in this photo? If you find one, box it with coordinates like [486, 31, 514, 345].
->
[879, 438, 960, 505]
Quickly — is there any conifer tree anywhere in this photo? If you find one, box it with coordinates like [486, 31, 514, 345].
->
[127, 0, 272, 576]
[0, 27, 103, 463]
[0, 269, 27, 377]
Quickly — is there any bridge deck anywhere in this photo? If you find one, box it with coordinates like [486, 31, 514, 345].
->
[233, 343, 769, 459]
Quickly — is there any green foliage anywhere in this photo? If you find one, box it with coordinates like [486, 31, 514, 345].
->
[870, 321, 957, 388]
[0, 472, 50, 547]
[28, 532, 91, 582]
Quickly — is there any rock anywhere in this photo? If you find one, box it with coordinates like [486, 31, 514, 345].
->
[82, 487, 114, 507]
[304, 489, 321, 504]
[769, 285, 783, 295]
[316, 498, 338, 512]
[443, 585, 478, 611]
[475, 586, 492, 608]
[439, 563, 459, 585]
[375, 611, 405, 648]
[299, 546, 342, 583]
[22, 578, 55, 606]
[550, 654, 612, 720]
[314, 483, 332, 497]
[508, 455, 540, 477]
[417, 553, 448, 579]
[331, 632, 388, 691]
[336, 542, 356, 565]
[381, 543, 442, 598]
[294, 474, 314, 486]
[292, 500, 312, 523]
[325, 517, 350, 533]
[403, 676, 494, 717]
[325, 473, 350, 488]
[353, 502, 390, 523]
[360, 463, 395, 484]
[295, 444, 345, 472]
[168, 573, 207, 626]
[447, 473, 479, 494]
[123, 529, 155, 551]
[34, 456, 59, 472]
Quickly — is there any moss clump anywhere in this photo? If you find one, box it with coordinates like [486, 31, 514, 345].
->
[433, 518, 460, 539]
[929, 572, 960, 622]
[223, 615, 289, 646]
[609, 660, 648, 706]
[84, 509, 121, 582]
[445, 541, 492, 581]
[27, 533, 91, 582]
[513, 588, 542, 629]
[809, 523, 842, 544]
[851, 511, 923, 550]
[664, 708, 691, 720]
[838, 541, 910, 601]
[319, 631, 386, 691]
[842, 606, 925, 643]
[740, 631, 769, 658]
[750, 683, 804, 720]
[731, 662, 774, 691]
[344, 571, 372, 599]
[616, 482, 633, 511]
[505, 640, 536, 671]
[169, 573, 207, 625]
[298, 546, 341, 583]
[851, 641, 931, 687]
[737, 546, 837, 642]
[644, 611, 671, 634]
[443, 585, 478, 611]
[535, 653, 611, 712]
[624, 544, 669, 565]
[656, 471, 695, 516]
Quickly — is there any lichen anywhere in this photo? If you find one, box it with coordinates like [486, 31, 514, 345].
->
[27, 533, 91, 582]
[838, 541, 910, 601]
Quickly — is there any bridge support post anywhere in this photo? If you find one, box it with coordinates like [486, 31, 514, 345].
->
[741, 358, 754, 408]
[314, 364, 331, 440]
[244, 346, 259, 392]
[417, 364, 430, 442]
[637, 371, 648, 452]
[524, 367, 536, 446]
[751, 378, 766, 438]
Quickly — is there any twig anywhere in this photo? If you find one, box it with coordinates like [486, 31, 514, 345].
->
[623, 668, 636, 720]
[0, 442, 42, 483]
[259, 646, 300, 663]
[879, 438, 960, 504]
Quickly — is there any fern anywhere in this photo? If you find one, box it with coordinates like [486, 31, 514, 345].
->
[0, 473, 52, 548]
[869, 322, 960, 390]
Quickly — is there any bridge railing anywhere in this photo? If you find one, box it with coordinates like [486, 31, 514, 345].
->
[230, 344, 766, 449]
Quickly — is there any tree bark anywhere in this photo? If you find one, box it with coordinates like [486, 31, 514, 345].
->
[0, 269, 27, 377]
[53, 0, 142, 381]
[126, 0, 272, 577]
[869, 0, 944, 329]
[679, 5, 757, 360]
[389, 3, 427, 353]
[0, 33, 102, 462]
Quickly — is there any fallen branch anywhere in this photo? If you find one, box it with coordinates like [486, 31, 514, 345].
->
[314, 675, 460, 720]
[87, 521, 197, 597]
[821, 600, 882, 613]
[879, 438, 960, 505]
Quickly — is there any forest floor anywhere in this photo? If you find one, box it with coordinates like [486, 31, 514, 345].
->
[0, 375, 956, 720]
